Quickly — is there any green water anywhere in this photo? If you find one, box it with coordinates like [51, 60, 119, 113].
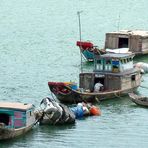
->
[0, 0, 148, 147]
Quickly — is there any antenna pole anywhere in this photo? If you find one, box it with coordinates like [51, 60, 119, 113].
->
[77, 11, 83, 73]
[117, 14, 120, 31]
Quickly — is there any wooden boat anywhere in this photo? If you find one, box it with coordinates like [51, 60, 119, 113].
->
[48, 53, 142, 103]
[76, 41, 106, 62]
[76, 30, 148, 62]
[105, 30, 148, 56]
[128, 93, 148, 107]
[0, 102, 35, 140]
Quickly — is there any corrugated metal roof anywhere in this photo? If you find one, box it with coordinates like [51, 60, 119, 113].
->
[0, 102, 33, 110]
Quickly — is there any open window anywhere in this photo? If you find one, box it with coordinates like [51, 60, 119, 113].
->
[118, 37, 128, 48]
[131, 75, 136, 81]
[0, 113, 10, 125]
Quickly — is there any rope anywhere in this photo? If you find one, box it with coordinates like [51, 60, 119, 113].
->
[50, 91, 57, 101]
[34, 109, 44, 125]
[95, 97, 101, 104]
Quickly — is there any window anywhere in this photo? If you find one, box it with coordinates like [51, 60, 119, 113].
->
[106, 60, 111, 64]
[131, 75, 136, 81]
[97, 60, 101, 64]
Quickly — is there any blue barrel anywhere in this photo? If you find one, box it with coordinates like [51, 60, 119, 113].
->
[70, 106, 84, 118]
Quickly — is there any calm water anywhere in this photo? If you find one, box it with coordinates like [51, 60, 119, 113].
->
[0, 0, 148, 147]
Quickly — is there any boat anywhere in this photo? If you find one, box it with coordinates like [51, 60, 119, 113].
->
[77, 30, 148, 62]
[105, 30, 148, 56]
[128, 93, 148, 107]
[76, 41, 106, 62]
[48, 53, 142, 103]
[0, 102, 35, 140]
[134, 62, 148, 73]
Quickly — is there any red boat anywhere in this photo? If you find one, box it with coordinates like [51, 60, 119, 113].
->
[76, 41, 106, 61]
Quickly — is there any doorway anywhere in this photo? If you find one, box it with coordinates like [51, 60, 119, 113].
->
[0, 113, 10, 125]
[118, 37, 128, 48]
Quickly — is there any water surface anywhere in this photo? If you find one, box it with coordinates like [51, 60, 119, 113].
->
[0, 0, 148, 148]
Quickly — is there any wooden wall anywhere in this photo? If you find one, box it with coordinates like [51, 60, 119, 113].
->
[105, 75, 121, 90]
[79, 73, 95, 91]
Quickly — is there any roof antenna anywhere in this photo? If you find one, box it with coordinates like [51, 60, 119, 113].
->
[77, 11, 83, 73]
[117, 14, 120, 31]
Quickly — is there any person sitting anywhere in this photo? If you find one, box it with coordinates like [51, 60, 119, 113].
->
[94, 82, 104, 92]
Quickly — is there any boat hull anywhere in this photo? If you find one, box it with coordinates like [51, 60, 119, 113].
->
[129, 93, 148, 107]
[82, 50, 94, 61]
[49, 83, 139, 103]
[0, 125, 33, 140]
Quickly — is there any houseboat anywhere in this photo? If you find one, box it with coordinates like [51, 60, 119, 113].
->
[0, 102, 35, 140]
[105, 30, 148, 55]
[76, 30, 148, 61]
[48, 53, 142, 103]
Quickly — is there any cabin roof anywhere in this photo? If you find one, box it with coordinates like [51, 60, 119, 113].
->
[0, 102, 33, 111]
[107, 30, 148, 37]
[98, 53, 134, 59]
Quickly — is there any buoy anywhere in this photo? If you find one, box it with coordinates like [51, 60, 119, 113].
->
[89, 106, 101, 116]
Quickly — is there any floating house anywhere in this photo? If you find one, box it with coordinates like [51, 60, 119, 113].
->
[105, 30, 148, 55]
[0, 102, 35, 140]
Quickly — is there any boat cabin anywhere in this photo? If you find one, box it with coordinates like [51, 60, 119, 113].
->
[79, 53, 141, 92]
[0, 102, 35, 129]
[105, 30, 148, 55]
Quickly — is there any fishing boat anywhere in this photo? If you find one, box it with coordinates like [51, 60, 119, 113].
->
[77, 30, 148, 62]
[76, 41, 106, 62]
[128, 93, 148, 107]
[48, 53, 142, 103]
[76, 12, 106, 62]
[0, 102, 35, 140]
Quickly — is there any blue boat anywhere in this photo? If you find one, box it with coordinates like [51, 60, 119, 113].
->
[0, 102, 35, 140]
[76, 41, 105, 62]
